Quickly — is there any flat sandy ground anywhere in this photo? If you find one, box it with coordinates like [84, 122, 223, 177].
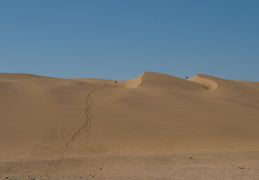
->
[1, 72, 259, 179]
[1, 151, 259, 179]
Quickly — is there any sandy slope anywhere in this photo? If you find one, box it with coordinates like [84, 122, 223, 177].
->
[1, 72, 259, 179]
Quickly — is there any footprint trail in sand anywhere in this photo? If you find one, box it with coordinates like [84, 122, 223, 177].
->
[63, 85, 105, 155]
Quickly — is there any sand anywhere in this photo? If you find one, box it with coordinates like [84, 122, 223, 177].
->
[0, 72, 259, 179]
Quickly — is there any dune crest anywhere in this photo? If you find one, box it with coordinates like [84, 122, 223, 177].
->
[117, 71, 196, 89]
[115, 73, 143, 88]
[188, 74, 218, 90]
[0, 73, 44, 80]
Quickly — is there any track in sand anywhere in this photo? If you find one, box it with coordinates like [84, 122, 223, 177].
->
[63, 85, 105, 155]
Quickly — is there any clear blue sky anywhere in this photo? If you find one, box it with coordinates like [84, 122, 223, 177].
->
[1, 0, 259, 81]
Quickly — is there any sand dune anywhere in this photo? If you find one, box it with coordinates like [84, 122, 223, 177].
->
[188, 74, 218, 90]
[1, 72, 259, 179]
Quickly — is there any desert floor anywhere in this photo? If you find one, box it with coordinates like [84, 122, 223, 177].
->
[1, 151, 259, 179]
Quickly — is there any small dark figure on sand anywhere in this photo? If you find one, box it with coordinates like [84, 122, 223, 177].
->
[186, 77, 188, 79]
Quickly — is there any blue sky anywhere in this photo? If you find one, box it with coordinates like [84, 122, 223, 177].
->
[1, 0, 259, 81]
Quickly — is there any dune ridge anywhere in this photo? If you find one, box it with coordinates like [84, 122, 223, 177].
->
[112, 73, 143, 88]
[0, 73, 44, 80]
[188, 74, 218, 90]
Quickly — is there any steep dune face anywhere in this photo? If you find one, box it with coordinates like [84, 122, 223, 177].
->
[189, 74, 259, 106]
[188, 74, 218, 90]
[140, 72, 207, 91]
[109, 73, 143, 88]
[1, 72, 259, 160]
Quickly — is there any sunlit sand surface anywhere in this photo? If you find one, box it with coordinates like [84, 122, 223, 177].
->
[1, 72, 259, 179]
